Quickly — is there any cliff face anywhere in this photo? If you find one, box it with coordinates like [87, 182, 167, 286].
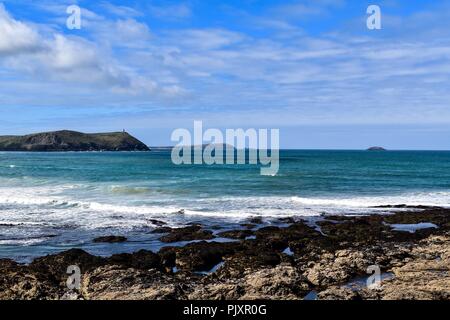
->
[0, 130, 150, 151]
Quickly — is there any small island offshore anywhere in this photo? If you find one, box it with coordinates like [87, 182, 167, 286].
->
[0, 130, 149, 152]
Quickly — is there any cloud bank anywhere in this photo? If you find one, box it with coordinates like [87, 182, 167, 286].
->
[0, 0, 450, 144]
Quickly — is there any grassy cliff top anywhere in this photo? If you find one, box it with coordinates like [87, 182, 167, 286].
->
[0, 130, 150, 151]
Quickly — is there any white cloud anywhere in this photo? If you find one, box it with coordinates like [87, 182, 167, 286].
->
[148, 3, 191, 20]
[87, 17, 152, 49]
[270, 0, 345, 19]
[2, 1, 450, 128]
[115, 19, 151, 41]
[101, 2, 142, 18]
[165, 28, 244, 50]
[0, 4, 182, 97]
[49, 35, 98, 70]
[0, 4, 42, 55]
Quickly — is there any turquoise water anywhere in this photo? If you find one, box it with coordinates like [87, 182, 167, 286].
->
[0, 150, 449, 261]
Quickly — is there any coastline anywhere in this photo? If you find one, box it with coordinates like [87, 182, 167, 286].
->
[1, 206, 449, 300]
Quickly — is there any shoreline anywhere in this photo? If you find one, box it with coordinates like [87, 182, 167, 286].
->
[0, 206, 449, 300]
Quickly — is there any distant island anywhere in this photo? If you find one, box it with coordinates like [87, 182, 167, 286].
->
[0, 130, 149, 152]
[367, 146, 386, 151]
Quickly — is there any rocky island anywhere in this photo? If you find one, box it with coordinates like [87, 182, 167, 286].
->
[0, 130, 149, 152]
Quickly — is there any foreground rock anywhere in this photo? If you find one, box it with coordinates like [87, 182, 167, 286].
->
[0, 259, 60, 300]
[365, 235, 450, 300]
[217, 230, 254, 240]
[188, 264, 310, 300]
[82, 266, 184, 300]
[93, 236, 127, 243]
[0, 208, 449, 300]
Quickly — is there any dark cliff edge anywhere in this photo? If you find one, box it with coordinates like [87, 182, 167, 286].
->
[0, 130, 150, 152]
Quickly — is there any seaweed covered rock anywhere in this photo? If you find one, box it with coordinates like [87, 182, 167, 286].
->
[159, 225, 215, 243]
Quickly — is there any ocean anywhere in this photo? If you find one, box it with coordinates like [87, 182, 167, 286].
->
[0, 150, 449, 262]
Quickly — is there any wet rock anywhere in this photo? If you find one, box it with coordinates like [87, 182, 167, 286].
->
[108, 250, 161, 271]
[249, 217, 263, 224]
[373, 205, 442, 210]
[383, 208, 450, 229]
[255, 226, 282, 236]
[255, 222, 324, 254]
[217, 229, 254, 240]
[93, 236, 127, 243]
[318, 215, 388, 245]
[240, 223, 256, 229]
[0, 259, 18, 269]
[256, 222, 322, 242]
[29, 249, 105, 284]
[277, 217, 296, 224]
[171, 241, 239, 272]
[159, 225, 215, 243]
[1, 208, 449, 300]
[213, 241, 284, 278]
[158, 247, 177, 271]
[147, 219, 167, 226]
[150, 227, 173, 234]
[321, 217, 421, 246]
[222, 251, 281, 277]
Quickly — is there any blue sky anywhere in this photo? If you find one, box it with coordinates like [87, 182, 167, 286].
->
[1, 0, 450, 149]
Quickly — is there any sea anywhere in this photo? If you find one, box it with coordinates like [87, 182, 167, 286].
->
[0, 150, 449, 262]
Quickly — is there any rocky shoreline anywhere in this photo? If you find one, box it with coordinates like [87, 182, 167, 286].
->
[1, 207, 449, 300]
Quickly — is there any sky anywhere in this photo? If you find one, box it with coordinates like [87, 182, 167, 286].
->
[0, 0, 450, 149]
